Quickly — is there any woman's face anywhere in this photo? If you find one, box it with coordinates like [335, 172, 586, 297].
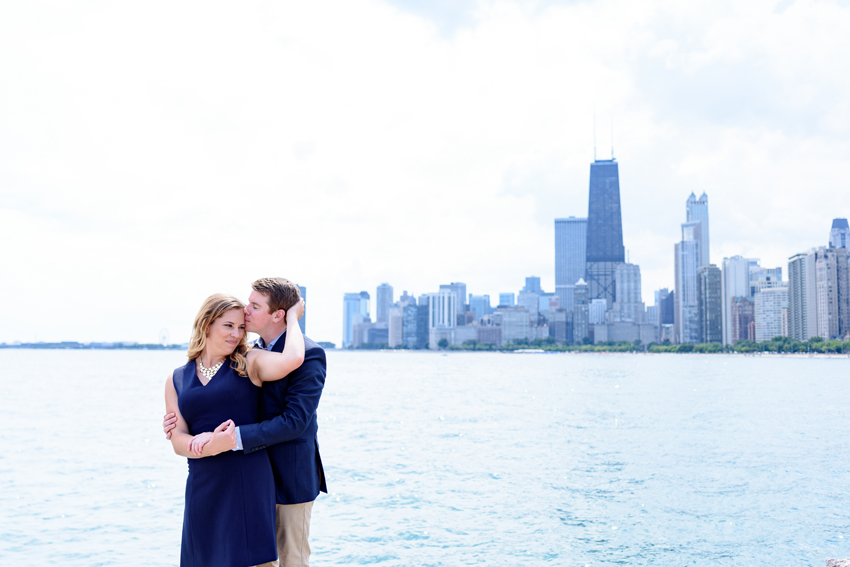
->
[206, 308, 246, 354]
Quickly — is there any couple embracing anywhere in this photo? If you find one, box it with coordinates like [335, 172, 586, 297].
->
[163, 277, 327, 567]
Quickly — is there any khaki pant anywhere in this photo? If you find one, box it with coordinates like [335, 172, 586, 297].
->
[257, 501, 314, 567]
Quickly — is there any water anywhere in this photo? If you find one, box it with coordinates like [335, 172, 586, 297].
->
[1, 350, 849, 566]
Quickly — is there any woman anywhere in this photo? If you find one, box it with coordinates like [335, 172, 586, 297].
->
[164, 293, 305, 567]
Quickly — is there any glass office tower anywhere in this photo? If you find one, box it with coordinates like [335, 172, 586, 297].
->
[585, 159, 625, 308]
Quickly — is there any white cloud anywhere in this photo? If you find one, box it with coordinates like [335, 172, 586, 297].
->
[0, 0, 847, 344]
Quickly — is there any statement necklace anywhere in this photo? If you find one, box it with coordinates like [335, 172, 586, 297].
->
[197, 358, 224, 381]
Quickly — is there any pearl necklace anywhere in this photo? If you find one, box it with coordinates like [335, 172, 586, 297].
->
[197, 358, 224, 380]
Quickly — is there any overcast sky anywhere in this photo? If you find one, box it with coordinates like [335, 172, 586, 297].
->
[1, 0, 848, 345]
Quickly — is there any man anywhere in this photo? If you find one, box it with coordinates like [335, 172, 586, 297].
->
[165, 277, 327, 567]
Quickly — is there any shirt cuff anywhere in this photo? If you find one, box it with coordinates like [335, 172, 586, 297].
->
[232, 426, 243, 451]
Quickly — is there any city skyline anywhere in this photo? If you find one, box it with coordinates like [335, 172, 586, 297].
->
[339, 150, 847, 348]
[2, 1, 849, 346]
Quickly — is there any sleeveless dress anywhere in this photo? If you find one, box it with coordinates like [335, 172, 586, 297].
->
[173, 359, 277, 567]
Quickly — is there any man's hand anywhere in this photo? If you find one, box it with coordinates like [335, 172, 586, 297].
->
[288, 299, 305, 322]
[163, 413, 177, 439]
[188, 432, 213, 456]
[202, 419, 237, 456]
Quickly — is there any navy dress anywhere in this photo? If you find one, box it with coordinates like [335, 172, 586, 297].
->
[173, 359, 277, 567]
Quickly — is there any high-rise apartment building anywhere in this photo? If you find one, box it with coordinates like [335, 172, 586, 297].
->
[697, 264, 722, 343]
[498, 293, 515, 307]
[815, 247, 850, 339]
[686, 192, 710, 266]
[573, 278, 590, 343]
[297, 285, 307, 334]
[656, 289, 675, 327]
[839, 249, 850, 336]
[402, 303, 427, 349]
[555, 217, 587, 287]
[611, 263, 644, 323]
[440, 283, 467, 317]
[585, 159, 625, 308]
[343, 291, 370, 348]
[674, 239, 700, 343]
[788, 249, 820, 341]
[721, 256, 751, 345]
[831, 218, 849, 249]
[751, 270, 784, 295]
[730, 297, 755, 343]
[416, 300, 430, 347]
[428, 290, 458, 349]
[376, 283, 393, 324]
[755, 286, 788, 342]
[429, 290, 457, 330]
[549, 309, 571, 343]
[388, 305, 403, 347]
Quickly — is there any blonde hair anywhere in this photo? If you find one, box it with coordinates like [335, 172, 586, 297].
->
[187, 294, 249, 377]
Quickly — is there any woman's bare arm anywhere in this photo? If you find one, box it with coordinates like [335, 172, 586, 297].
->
[248, 300, 306, 385]
[165, 373, 237, 457]
[164, 372, 203, 459]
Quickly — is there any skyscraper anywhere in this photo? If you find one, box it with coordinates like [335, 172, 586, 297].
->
[611, 263, 644, 322]
[686, 192, 710, 266]
[681, 221, 702, 265]
[585, 159, 625, 308]
[440, 283, 467, 317]
[656, 288, 675, 333]
[468, 295, 491, 321]
[555, 217, 587, 286]
[429, 290, 457, 329]
[522, 277, 542, 294]
[831, 218, 849, 249]
[343, 291, 370, 348]
[674, 239, 700, 343]
[498, 293, 515, 307]
[788, 249, 820, 341]
[730, 297, 755, 343]
[297, 285, 307, 334]
[815, 247, 850, 339]
[376, 283, 393, 324]
[696, 265, 722, 343]
[573, 278, 589, 343]
[755, 286, 788, 342]
[721, 256, 751, 345]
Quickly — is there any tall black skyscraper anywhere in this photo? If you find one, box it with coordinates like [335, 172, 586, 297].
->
[585, 159, 625, 307]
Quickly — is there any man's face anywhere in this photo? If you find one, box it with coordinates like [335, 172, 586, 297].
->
[245, 290, 278, 335]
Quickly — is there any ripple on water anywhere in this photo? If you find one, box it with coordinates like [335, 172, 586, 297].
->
[3, 350, 850, 565]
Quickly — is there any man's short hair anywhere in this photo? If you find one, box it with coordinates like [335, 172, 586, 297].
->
[251, 277, 301, 314]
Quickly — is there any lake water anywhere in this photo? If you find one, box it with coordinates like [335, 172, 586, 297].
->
[1, 349, 849, 566]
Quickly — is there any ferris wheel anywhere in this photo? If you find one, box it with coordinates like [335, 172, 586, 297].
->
[159, 328, 170, 347]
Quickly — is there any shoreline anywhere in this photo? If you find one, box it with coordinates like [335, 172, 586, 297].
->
[325, 349, 850, 359]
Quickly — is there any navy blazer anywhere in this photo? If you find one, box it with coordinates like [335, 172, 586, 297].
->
[240, 332, 328, 505]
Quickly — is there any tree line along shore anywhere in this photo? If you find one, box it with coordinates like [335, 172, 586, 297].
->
[347, 336, 850, 354]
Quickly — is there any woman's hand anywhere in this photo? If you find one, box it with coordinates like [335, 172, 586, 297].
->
[163, 412, 177, 439]
[287, 299, 305, 323]
[200, 419, 237, 456]
[188, 432, 213, 456]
